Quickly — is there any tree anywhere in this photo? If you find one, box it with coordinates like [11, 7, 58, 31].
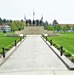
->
[66, 24, 71, 30]
[36, 19, 40, 26]
[55, 24, 62, 32]
[72, 24, 74, 31]
[26, 20, 28, 26]
[2, 18, 7, 23]
[10, 20, 25, 31]
[0, 17, 2, 24]
[47, 25, 54, 31]
[52, 20, 58, 28]
[40, 20, 43, 26]
[33, 20, 35, 25]
[45, 21, 48, 26]
[29, 19, 31, 26]
[10, 20, 12, 23]
[62, 26, 68, 32]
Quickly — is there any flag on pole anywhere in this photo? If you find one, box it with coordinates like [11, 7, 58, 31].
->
[24, 15, 26, 21]
[33, 10, 35, 20]
[33, 10, 35, 16]
[41, 15, 43, 21]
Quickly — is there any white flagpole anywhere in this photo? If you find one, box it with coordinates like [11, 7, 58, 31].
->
[24, 14, 26, 21]
[33, 10, 35, 20]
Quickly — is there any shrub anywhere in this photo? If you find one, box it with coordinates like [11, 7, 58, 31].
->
[3, 30, 6, 33]
[11, 43, 14, 46]
[51, 42, 61, 50]
[5, 47, 10, 51]
[57, 46, 61, 50]
[64, 51, 72, 57]
[17, 39, 20, 43]
[7, 45, 13, 49]
[62, 49, 66, 53]
[70, 56, 74, 63]
[54, 44, 57, 47]
[54, 44, 60, 49]
[9, 45, 13, 48]
[0, 50, 3, 54]
[52, 42, 56, 46]
[11, 44, 14, 46]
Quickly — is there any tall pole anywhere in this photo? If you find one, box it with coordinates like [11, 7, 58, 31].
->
[33, 10, 35, 20]
[24, 14, 27, 26]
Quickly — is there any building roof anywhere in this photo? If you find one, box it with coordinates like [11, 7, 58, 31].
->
[0, 24, 9, 28]
[60, 24, 74, 27]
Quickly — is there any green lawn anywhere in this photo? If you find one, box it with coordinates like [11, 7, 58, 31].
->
[47, 32, 74, 54]
[0, 32, 19, 52]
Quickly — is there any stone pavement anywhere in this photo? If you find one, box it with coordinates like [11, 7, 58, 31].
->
[0, 35, 74, 75]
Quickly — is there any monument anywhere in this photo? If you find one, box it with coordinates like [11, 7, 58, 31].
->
[15, 13, 53, 35]
[25, 19, 43, 26]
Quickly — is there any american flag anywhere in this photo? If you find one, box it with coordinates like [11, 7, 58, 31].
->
[41, 15, 43, 21]
[24, 15, 26, 21]
[33, 10, 35, 16]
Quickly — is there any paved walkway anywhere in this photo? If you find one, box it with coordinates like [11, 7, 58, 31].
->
[0, 35, 72, 75]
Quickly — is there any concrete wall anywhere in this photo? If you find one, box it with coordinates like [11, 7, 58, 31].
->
[15, 26, 53, 35]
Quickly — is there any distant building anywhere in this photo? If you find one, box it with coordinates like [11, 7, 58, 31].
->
[0, 24, 11, 32]
[60, 24, 73, 27]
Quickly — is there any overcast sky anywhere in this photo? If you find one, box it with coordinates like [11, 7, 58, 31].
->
[0, 0, 74, 24]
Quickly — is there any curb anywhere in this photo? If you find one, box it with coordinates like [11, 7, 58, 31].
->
[0, 37, 26, 67]
[41, 36, 74, 70]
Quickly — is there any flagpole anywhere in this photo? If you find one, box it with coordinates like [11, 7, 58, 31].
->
[33, 14, 34, 20]
[24, 14, 26, 26]
[33, 10, 35, 20]
[24, 15, 26, 21]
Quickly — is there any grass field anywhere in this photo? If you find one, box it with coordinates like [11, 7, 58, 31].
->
[0, 32, 19, 53]
[47, 32, 74, 54]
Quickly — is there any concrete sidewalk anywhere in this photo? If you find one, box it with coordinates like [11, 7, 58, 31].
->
[0, 35, 73, 75]
[0, 71, 74, 75]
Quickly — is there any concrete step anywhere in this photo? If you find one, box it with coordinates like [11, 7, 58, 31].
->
[24, 26, 53, 35]
[15, 26, 53, 35]
[24, 26, 44, 35]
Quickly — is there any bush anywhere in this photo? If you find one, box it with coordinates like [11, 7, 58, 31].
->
[71, 56, 74, 63]
[5, 47, 10, 51]
[54, 44, 60, 50]
[62, 49, 66, 53]
[53, 43, 56, 46]
[0, 50, 3, 54]
[7, 45, 13, 50]
[64, 51, 72, 57]
[11, 43, 14, 46]
[57, 47, 61, 50]
[54, 44, 57, 47]
[11, 44, 14, 46]
[9, 45, 13, 48]
[3, 30, 6, 33]
[17, 39, 20, 43]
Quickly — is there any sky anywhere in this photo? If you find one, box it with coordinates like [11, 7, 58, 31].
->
[0, 0, 74, 24]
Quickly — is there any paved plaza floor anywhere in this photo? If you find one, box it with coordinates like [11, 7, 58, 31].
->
[0, 35, 74, 75]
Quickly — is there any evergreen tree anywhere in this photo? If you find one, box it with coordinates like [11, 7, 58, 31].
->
[2, 18, 7, 23]
[52, 20, 58, 28]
